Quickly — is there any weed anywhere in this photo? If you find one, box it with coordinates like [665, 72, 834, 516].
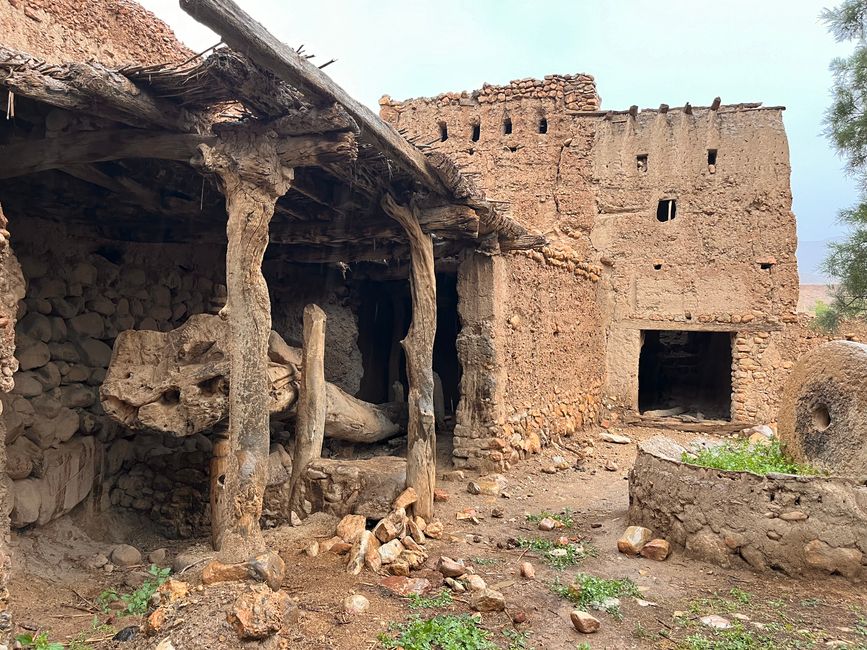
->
[549, 573, 640, 618]
[633, 622, 652, 639]
[15, 632, 63, 650]
[66, 617, 116, 650]
[471, 556, 499, 566]
[502, 627, 530, 649]
[516, 537, 597, 570]
[799, 597, 823, 608]
[407, 589, 453, 610]
[728, 588, 752, 605]
[378, 614, 497, 649]
[856, 615, 867, 637]
[575, 643, 592, 650]
[683, 440, 818, 476]
[98, 564, 171, 616]
[680, 623, 776, 649]
[525, 508, 575, 528]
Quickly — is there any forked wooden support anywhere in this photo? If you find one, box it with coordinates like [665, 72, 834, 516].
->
[381, 194, 437, 520]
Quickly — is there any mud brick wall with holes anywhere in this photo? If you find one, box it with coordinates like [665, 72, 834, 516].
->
[384, 77, 801, 455]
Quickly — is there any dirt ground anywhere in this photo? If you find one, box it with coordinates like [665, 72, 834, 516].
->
[8, 425, 867, 649]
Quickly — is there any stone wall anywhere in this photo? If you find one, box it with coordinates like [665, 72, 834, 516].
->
[629, 437, 867, 583]
[384, 80, 800, 433]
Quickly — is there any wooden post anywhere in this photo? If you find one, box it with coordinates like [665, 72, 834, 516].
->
[381, 194, 437, 520]
[289, 303, 327, 513]
[197, 133, 292, 561]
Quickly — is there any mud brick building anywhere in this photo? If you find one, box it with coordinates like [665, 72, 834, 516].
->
[382, 78, 800, 469]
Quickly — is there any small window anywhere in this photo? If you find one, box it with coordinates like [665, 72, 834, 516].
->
[653, 263, 662, 270]
[637, 154, 648, 173]
[656, 199, 676, 222]
[538, 117, 548, 134]
[471, 123, 480, 142]
[439, 122, 448, 142]
[503, 117, 512, 135]
[707, 149, 718, 165]
[760, 262, 774, 270]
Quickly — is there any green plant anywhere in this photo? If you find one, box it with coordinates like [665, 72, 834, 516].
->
[407, 589, 453, 610]
[98, 564, 171, 616]
[800, 597, 824, 608]
[680, 623, 776, 650]
[15, 632, 63, 650]
[549, 573, 640, 618]
[575, 643, 592, 650]
[502, 627, 530, 650]
[525, 508, 575, 528]
[683, 440, 818, 476]
[378, 614, 497, 649]
[516, 537, 597, 570]
[66, 617, 116, 650]
[471, 556, 499, 566]
[728, 588, 752, 605]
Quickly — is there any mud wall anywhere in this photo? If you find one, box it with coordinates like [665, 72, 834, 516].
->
[0, 0, 191, 66]
[629, 437, 867, 583]
[384, 76, 606, 469]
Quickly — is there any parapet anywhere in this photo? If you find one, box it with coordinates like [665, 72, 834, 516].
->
[380, 73, 600, 113]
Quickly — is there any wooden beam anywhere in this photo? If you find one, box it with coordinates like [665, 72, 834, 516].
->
[179, 0, 451, 196]
[381, 193, 437, 520]
[289, 304, 327, 514]
[0, 130, 214, 179]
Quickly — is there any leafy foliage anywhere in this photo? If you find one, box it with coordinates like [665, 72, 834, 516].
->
[407, 589, 453, 610]
[549, 573, 640, 618]
[820, 1, 867, 327]
[516, 537, 597, 569]
[525, 508, 575, 528]
[682, 440, 818, 476]
[378, 614, 497, 650]
[98, 564, 171, 616]
[681, 623, 777, 650]
[15, 632, 63, 650]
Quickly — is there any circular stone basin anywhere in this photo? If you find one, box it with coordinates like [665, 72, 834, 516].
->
[628, 436, 867, 583]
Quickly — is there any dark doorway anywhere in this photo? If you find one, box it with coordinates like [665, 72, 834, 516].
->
[638, 330, 732, 419]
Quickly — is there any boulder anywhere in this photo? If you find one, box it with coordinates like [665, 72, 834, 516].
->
[336, 514, 367, 545]
[639, 538, 671, 561]
[803, 539, 863, 578]
[617, 526, 653, 555]
[69, 313, 105, 338]
[6, 436, 40, 480]
[111, 544, 142, 567]
[469, 588, 505, 612]
[77, 337, 112, 368]
[11, 372, 42, 397]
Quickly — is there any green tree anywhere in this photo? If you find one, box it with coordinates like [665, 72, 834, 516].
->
[821, 0, 867, 329]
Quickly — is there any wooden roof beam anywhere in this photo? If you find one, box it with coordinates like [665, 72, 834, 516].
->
[179, 0, 451, 196]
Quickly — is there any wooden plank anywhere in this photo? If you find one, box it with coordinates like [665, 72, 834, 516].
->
[0, 130, 214, 179]
[179, 0, 450, 196]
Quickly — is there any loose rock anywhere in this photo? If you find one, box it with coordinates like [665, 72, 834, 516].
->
[228, 585, 296, 640]
[343, 594, 370, 616]
[111, 544, 142, 567]
[437, 556, 465, 578]
[469, 588, 506, 612]
[617, 526, 653, 555]
[570, 610, 600, 633]
[520, 562, 536, 579]
[640, 538, 671, 561]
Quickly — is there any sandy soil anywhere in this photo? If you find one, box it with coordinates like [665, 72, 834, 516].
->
[9, 425, 867, 649]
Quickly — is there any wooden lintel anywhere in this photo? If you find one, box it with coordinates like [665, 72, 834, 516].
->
[0, 130, 215, 179]
[179, 0, 452, 196]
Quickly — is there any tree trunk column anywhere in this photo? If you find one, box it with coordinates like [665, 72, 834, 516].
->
[197, 135, 292, 561]
[289, 303, 327, 514]
[382, 194, 437, 520]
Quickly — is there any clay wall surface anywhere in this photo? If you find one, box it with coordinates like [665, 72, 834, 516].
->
[383, 75, 605, 469]
[386, 77, 800, 432]
[1, 0, 192, 65]
[629, 437, 867, 583]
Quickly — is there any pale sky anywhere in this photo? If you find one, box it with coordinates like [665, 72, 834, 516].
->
[139, 0, 859, 283]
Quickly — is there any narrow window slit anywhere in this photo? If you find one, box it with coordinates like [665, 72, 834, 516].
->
[439, 121, 448, 142]
[637, 154, 648, 173]
[539, 117, 548, 134]
[656, 199, 676, 222]
[503, 117, 512, 135]
[471, 123, 480, 142]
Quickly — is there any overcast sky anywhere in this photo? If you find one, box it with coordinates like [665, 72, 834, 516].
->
[139, 0, 858, 282]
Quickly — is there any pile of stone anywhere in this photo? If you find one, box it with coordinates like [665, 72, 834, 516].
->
[617, 526, 671, 561]
[309, 487, 444, 577]
[435, 555, 505, 612]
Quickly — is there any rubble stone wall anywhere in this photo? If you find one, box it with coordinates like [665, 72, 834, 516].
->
[629, 437, 867, 583]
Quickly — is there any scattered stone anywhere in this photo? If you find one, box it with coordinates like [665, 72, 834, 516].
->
[541, 465, 558, 475]
[433, 488, 450, 502]
[469, 588, 506, 612]
[112, 626, 138, 642]
[600, 432, 632, 444]
[639, 539, 671, 561]
[491, 507, 504, 518]
[700, 615, 732, 630]
[437, 556, 465, 578]
[248, 552, 286, 591]
[148, 548, 168, 565]
[470, 474, 508, 496]
[378, 539, 405, 565]
[305, 541, 320, 558]
[111, 544, 142, 567]
[290, 511, 302, 526]
[570, 610, 600, 634]
[520, 562, 535, 579]
[456, 508, 482, 523]
[348, 530, 376, 576]
[155, 639, 175, 650]
[463, 574, 487, 592]
[551, 455, 571, 470]
[617, 526, 653, 555]
[343, 594, 370, 616]
[202, 561, 249, 585]
[379, 575, 430, 596]
[336, 514, 367, 544]
[393, 487, 418, 511]
[605, 460, 619, 472]
[780, 511, 808, 521]
[85, 553, 109, 570]
[425, 521, 443, 539]
[442, 470, 466, 482]
[364, 532, 382, 573]
[537, 517, 561, 532]
[144, 607, 167, 635]
[445, 577, 465, 593]
[228, 585, 296, 640]
[467, 481, 481, 495]
[331, 542, 352, 555]
[512, 610, 528, 624]
[158, 579, 189, 604]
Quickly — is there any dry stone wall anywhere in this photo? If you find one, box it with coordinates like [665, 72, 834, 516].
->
[629, 437, 867, 583]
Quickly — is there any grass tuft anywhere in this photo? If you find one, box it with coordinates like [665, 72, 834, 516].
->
[378, 614, 497, 650]
[407, 589, 453, 610]
[549, 573, 640, 618]
[525, 508, 575, 528]
[516, 537, 597, 570]
[683, 440, 818, 476]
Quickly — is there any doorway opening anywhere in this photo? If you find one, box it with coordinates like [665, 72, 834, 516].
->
[638, 330, 732, 420]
